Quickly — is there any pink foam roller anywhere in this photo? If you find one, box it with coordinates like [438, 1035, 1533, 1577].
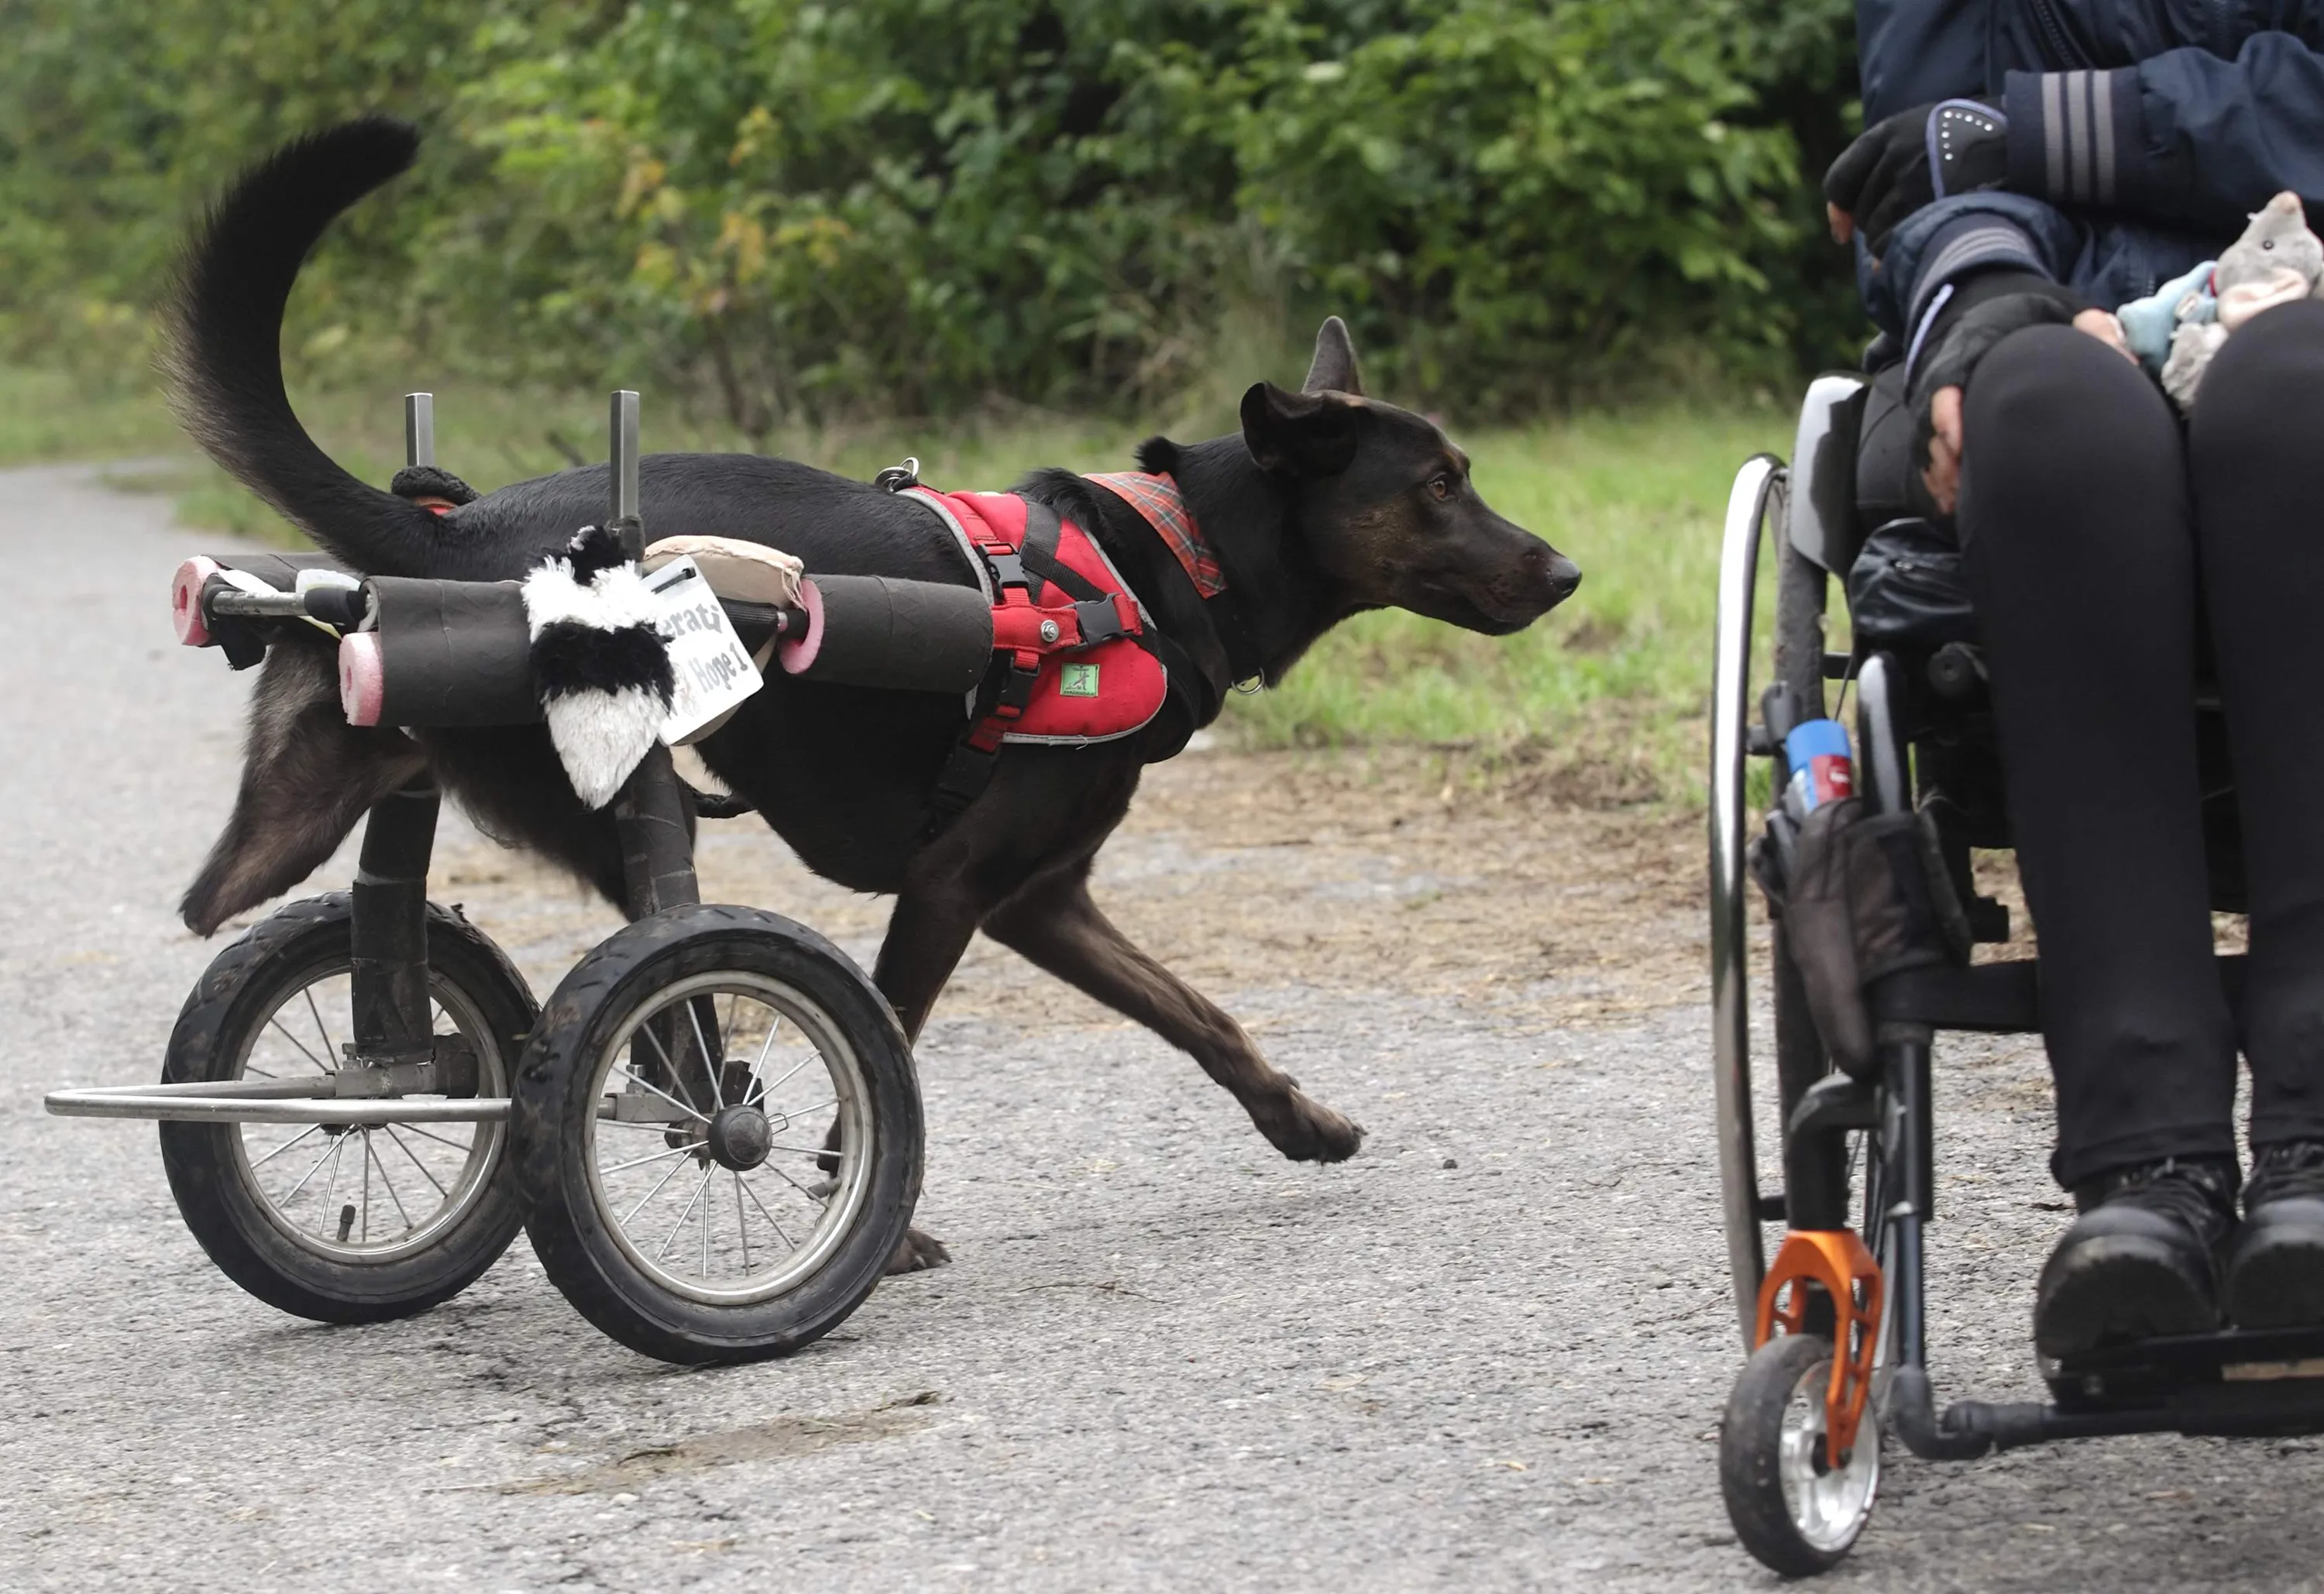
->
[172, 556, 223, 647]
[339, 632, 386, 727]
[777, 577, 827, 675]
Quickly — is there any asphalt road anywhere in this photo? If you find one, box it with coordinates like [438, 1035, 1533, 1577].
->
[4, 462, 2322, 1592]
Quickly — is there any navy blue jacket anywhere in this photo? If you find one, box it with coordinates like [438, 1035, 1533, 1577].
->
[1858, 0, 2324, 344]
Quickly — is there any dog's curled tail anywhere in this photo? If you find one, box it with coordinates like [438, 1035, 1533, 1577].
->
[163, 116, 445, 575]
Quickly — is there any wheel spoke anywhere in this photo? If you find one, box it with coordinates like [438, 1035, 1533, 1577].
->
[686, 1000, 725, 1111]
[321, 1132, 349, 1212]
[656, 1168, 713, 1262]
[758, 1156, 834, 1208]
[366, 1132, 413, 1234]
[619, 1149, 693, 1227]
[278, 1133, 345, 1204]
[384, 1125, 450, 1198]
[265, 1014, 334, 1077]
[616, 1044, 710, 1125]
[359, 1129, 372, 1242]
[738, 1171, 796, 1249]
[303, 984, 339, 1069]
[601, 1145, 691, 1177]
[246, 1122, 323, 1171]
[744, 1046, 815, 1108]
[393, 1122, 480, 1156]
[734, 1172, 753, 1268]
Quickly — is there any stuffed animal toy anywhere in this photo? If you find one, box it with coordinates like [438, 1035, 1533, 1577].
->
[2118, 191, 2324, 409]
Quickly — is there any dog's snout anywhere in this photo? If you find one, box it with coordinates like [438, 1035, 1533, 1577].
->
[1546, 553, 1582, 603]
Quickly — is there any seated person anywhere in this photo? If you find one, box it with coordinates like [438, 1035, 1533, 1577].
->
[1829, 0, 2324, 1356]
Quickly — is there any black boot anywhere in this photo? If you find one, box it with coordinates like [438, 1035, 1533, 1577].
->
[2033, 1156, 2236, 1359]
[2225, 1141, 2324, 1330]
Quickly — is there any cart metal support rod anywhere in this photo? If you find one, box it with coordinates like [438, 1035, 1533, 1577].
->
[405, 392, 435, 469]
[1710, 453, 1784, 1344]
[44, 1086, 511, 1124]
[610, 389, 642, 562]
[350, 779, 441, 1066]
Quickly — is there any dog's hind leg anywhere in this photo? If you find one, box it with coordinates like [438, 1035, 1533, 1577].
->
[982, 862, 1366, 1163]
[181, 641, 428, 935]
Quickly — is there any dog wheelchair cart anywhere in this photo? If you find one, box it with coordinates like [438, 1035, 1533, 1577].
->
[1709, 373, 2324, 1572]
[46, 395, 923, 1365]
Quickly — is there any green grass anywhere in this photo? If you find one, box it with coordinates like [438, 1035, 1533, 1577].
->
[4, 362, 1794, 801]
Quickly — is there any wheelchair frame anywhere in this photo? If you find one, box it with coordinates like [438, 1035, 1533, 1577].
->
[1711, 373, 2324, 1572]
[46, 393, 924, 1363]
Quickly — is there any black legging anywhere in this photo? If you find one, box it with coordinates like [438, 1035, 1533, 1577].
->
[1959, 300, 2324, 1187]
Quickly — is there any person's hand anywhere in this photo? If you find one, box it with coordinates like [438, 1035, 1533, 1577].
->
[1922, 308, 2133, 513]
[1825, 101, 2009, 257]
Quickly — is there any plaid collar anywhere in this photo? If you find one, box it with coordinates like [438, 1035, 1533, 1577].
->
[1082, 471, 1224, 598]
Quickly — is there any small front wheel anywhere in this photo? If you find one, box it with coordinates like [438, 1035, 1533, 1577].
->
[514, 904, 922, 1364]
[1721, 1333, 1880, 1576]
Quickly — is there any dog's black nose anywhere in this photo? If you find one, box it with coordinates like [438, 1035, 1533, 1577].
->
[1545, 555, 1582, 604]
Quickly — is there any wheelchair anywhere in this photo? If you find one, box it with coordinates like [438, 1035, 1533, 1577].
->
[1709, 369, 2324, 1573]
[46, 393, 924, 1365]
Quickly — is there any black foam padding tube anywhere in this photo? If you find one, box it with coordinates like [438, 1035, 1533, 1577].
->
[784, 575, 995, 694]
[370, 576, 542, 726]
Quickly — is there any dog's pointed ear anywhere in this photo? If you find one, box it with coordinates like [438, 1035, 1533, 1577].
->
[1301, 315, 1363, 397]
[1241, 383, 1361, 477]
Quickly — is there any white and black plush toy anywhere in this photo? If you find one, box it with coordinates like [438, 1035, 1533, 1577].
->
[522, 524, 675, 808]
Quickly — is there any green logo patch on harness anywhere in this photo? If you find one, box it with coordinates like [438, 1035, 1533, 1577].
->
[1058, 662, 1101, 698]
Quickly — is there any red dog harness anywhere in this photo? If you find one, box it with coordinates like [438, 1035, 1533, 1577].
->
[901, 475, 1231, 831]
[900, 488, 1168, 750]
[897, 488, 1171, 757]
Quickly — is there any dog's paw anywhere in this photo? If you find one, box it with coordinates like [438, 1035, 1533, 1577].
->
[885, 1227, 952, 1274]
[1253, 1088, 1367, 1164]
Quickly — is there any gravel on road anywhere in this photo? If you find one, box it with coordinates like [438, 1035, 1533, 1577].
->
[4, 463, 2320, 1592]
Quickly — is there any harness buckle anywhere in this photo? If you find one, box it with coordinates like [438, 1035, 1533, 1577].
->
[996, 663, 1041, 712]
[985, 550, 1028, 589]
[1073, 596, 1132, 644]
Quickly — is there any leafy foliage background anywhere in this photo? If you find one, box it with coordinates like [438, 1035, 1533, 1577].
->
[0, 0, 1858, 428]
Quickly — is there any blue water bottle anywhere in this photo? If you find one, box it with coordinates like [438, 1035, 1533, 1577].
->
[1783, 719, 1855, 816]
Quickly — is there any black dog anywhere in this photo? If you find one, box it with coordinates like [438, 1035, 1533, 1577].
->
[170, 119, 1580, 1266]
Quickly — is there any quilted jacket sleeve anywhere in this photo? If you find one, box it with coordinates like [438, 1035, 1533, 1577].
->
[2003, 33, 2324, 232]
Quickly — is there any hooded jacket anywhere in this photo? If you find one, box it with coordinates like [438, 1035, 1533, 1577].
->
[1858, 0, 2324, 349]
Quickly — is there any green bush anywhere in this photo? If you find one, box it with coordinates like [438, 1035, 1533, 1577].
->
[0, 0, 1858, 423]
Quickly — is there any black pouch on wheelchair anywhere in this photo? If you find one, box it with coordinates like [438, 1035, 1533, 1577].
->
[1847, 517, 1976, 650]
[1782, 797, 1972, 1075]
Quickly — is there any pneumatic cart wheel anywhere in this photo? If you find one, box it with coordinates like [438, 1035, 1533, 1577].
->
[160, 893, 537, 1322]
[1721, 1332, 1880, 1575]
[513, 904, 923, 1364]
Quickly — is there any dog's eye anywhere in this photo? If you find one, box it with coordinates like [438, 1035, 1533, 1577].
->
[1428, 476, 1452, 501]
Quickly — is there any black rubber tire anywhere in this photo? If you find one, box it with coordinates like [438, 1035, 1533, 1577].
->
[1721, 1333, 1875, 1577]
[512, 904, 922, 1365]
[159, 893, 537, 1323]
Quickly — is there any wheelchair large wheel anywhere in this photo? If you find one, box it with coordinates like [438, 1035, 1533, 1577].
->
[1721, 1332, 1881, 1576]
[160, 894, 536, 1322]
[513, 904, 923, 1365]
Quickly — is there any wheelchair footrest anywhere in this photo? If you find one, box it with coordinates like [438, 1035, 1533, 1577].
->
[1892, 1329, 2324, 1460]
[1871, 953, 2252, 1037]
[1868, 961, 2041, 1033]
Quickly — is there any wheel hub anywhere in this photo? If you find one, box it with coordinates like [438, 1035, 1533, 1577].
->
[704, 1104, 772, 1170]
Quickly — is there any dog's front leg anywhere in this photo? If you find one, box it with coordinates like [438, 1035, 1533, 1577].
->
[854, 877, 995, 1275]
[982, 864, 1365, 1163]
